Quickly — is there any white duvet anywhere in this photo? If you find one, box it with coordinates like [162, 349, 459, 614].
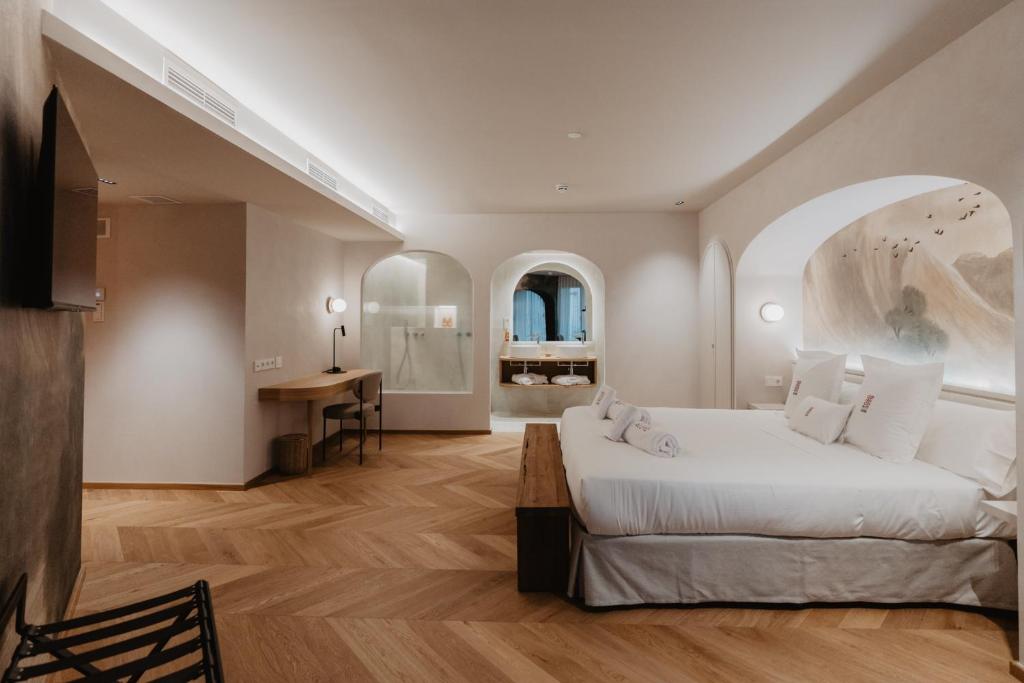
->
[560, 406, 1012, 540]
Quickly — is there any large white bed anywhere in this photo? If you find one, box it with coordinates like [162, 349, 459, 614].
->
[561, 406, 1011, 540]
[560, 404, 1017, 610]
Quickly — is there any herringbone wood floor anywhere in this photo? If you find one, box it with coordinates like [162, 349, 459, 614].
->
[76, 432, 1018, 682]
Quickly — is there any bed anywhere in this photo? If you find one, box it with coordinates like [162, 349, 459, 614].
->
[558, 404, 1017, 610]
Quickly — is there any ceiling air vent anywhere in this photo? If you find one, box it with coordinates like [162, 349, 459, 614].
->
[306, 159, 338, 191]
[164, 61, 237, 127]
[130, 195, 182, 205]
[371, 204, 393, 225]
[72, 187, 99, 197]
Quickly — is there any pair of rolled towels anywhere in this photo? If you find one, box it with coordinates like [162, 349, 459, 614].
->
[598, 395, 680, 458]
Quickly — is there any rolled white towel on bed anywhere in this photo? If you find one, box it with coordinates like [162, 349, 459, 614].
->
[604, 404, 639, 442]
[591, 385, 616, 417]
[607, 400, 652, 425]
[624, 421, 679, 458]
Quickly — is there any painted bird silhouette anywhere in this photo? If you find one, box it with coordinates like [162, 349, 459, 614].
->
[927, 214, 933, 219]
[882, 236, 887, 242]
[973, 204, 981, 209]
[958, 197, 965, 202]
[959, 213, 968, 220]
[974, 191, 982, 196]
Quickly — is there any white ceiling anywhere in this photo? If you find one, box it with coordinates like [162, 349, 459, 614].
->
[98, 0, 1008, 214]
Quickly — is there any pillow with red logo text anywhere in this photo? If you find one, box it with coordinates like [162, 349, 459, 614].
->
[787, 396, 854, 444]
[783, 351, 846, 420]
[843, 356, 944, 463]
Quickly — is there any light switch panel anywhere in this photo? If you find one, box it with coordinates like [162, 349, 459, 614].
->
[764, 375, 783, 387]
[275, 356, 283, 369]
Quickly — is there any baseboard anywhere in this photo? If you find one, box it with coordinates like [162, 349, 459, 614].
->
[84, 480, 248, 491]
[382, 429, 492, 435]
[1011, 660, 1024, 682]
[63, 566, 85, 621]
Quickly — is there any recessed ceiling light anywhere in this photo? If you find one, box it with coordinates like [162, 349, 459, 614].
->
[98, 177, 117, 185]
[555, 183, 569, 193]
[675, 200, 685, 206]
[567, 131, 583, 139]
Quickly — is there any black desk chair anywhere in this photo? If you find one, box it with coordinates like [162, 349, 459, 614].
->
[323, 371, 383, 465]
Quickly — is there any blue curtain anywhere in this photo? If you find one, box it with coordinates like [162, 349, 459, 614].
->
[557, 275, 584, 341]
[514, 290, 546, 341]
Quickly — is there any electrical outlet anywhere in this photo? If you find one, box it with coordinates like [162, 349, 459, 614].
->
[253, 358, 277, 372]
[275, 356, 283, 369]
[764, 375, 783, 387]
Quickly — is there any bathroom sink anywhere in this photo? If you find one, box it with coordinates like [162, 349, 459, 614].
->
[554, 342, 593, 358]
[508, 343, 541, 358]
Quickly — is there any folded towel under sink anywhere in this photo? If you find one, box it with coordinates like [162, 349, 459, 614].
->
[551, 374, 591, 386]
[511, 372, 549, 385]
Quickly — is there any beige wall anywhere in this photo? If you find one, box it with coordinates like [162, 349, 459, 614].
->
[85, 204, 246, 484]
[341, 212, 700, 430]
[243, 203, 347, 481]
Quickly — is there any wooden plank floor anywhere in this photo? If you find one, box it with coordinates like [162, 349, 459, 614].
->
[77, 432, 1018, 682]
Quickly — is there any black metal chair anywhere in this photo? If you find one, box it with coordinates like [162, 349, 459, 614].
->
[1, 573, 224, 682]
[322, 371, 383, 465]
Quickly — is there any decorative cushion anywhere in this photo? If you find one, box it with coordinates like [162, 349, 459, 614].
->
[787, 396, 854, 445]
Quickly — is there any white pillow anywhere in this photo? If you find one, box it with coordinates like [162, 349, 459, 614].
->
[917, 400, 1016, 496]
[783, 351, 846, 420]
[844, 356, 944, 463]
[591, 385, 617, 419]
[787, 396, 854, 444]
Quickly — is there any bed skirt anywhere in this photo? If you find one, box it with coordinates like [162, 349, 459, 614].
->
[570, 522, 1018, 611]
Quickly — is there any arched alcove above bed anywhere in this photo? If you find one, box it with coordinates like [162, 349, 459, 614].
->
[733, 175, 1014, 405]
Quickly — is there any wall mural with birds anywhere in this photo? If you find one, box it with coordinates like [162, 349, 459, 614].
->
[803, 181, 1013, 394]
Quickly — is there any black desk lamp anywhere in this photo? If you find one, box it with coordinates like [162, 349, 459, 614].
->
[325, 296, 347, 374]
[326, 325, 346, 374]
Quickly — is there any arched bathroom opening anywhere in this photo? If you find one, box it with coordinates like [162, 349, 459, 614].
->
[490, 252, 605, 418]
[361, 250, 473, 393]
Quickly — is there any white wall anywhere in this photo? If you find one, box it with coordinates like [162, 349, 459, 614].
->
[340, 212, 700, 430]
[242, 204, 348, 481]
[85, 204, 247, 484]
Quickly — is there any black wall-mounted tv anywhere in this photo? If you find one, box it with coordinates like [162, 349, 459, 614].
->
[22, 86, 97, 311]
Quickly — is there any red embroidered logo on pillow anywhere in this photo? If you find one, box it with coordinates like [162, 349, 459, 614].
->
[860, 394, 875, 413]
[804, 406, 815, 417]
[792, 380, 802, 396]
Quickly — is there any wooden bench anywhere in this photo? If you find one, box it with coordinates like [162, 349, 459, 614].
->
[515, 423, 571, 592]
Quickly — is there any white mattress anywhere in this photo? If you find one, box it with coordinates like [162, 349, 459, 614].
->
[560, 406, 1012, 540]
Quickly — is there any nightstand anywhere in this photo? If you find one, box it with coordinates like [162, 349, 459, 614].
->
[748, 402, 785, 411]
[981, 500, 1017, 525]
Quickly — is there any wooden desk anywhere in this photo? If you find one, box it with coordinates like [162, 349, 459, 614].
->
[258, 368, 377, 471]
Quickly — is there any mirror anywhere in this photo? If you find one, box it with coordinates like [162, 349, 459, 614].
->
[513, 270, 587, 342]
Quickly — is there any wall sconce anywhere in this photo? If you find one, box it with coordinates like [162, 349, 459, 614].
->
[326, 296, 347, 314]
[760, 302, 785, 323]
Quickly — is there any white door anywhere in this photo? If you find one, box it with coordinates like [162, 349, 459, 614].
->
[699, 242, 733, 408]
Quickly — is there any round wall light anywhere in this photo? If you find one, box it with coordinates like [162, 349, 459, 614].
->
[326, 297, 347, 314]
[759, 302, 785, 323]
